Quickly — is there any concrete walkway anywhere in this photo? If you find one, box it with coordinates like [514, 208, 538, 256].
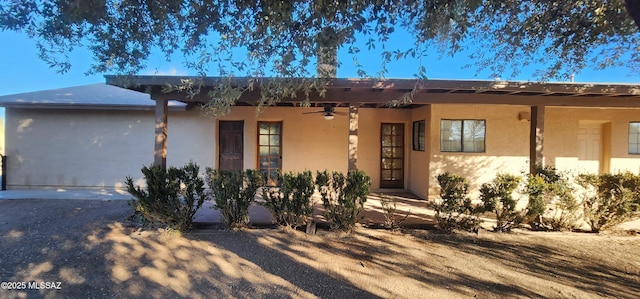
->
[0, 189, 435, 227]
[0, 189, 268, 224]
[2, 188, 638, 230]
[0, 188, 132, 200]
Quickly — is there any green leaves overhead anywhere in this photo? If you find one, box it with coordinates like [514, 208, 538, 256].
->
[2, 1, 640, 113]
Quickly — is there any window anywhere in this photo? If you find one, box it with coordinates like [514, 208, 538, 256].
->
[258, 122, 282, 185]
[629, 122, 640, 154]
[412, 120, 425, 151]
[440, 119, 485, 152]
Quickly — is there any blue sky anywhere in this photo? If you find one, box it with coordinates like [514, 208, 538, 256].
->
[2, 29, 640, 97]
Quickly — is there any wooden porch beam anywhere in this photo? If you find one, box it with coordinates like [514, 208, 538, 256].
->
[106, 75, 640, 96]
[348, 104, 359, 171]
[529, 105, 545, 174]
[154, 98, 168, 170]
[149, 89, 640, 108]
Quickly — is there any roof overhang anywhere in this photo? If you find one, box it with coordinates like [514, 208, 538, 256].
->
[0, 83, 188, 111]
[105, 75, 640, 108]
[0, 103, 187, 111]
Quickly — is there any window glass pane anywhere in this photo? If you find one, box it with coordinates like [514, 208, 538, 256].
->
[270, 146, 280, 155]
[393, 136, 403, 147]
[259, 135, 269, 146]
[270, 135, 280, 146]
[630, 123, 640, 154]
[382, 137, 391, 147]
[270, 159, 279, 168]
[413, 120, 426, 151]
[259, 157, 269, 168]
[382, 148, 391, 158]
[382, 125, 392, 135]
[259, 146, 269, 156]
[270, 124, 281, 134]
[259, 123, 270, 134]
[381, 158, 391, 169]
[441, 120, 462, 151]
[392, 170, 403, 180]
[463, 120, 485, 152]
[391, 147, 403, 158]
[381, 170, 392, 180]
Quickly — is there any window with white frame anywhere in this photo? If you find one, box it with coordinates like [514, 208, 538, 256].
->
[629, 122, 640, 154]
[440, 119, 486, 153]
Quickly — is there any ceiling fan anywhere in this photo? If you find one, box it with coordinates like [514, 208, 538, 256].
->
[302, 105, 347, 120]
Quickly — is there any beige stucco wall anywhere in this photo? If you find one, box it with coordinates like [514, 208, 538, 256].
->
[11, 103, 637, 197]
[426, 105, 640, 199]
[220, 106, 421, 192]
[4, 108, 214, 190]
[220, 106, 412, 191]
[410, 105, 431, 199]
[5, 105, 415, 191]
[545, 107, 640, 174]
[428, 104, 531, 199]
[219, 106, 349, 174]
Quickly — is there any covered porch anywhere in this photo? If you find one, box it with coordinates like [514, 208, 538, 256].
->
[106, 76, 640, 198]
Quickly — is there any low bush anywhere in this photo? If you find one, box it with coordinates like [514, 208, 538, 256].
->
[261, 170, 315, 229]
[577, 172, 640, 232]
[379, 194, 409, 231]
[478, 173, 523, 232]
[125, 162, 207, 231]
[434, 173, 480, 233]
[205, 168, 263, 228]
[524, 165, 579, 231]
[316, 170, 371, 232]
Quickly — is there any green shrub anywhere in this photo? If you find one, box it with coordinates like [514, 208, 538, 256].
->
[261, 170, 315, 229]
[379, 194, 409, 231]
[316, 170, 371, 232]
[576, 172, 640, 232]
[205, 168, 263, 228]
[478, 173, 523, 232]
[524, 165, 579, 231]
[434, 173, 480, 233]
[125, 162, 207, 231]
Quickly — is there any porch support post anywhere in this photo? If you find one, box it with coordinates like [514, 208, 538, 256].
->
[154, 98, 168, 170]
[348, 104, 359, 171]
[529, 105, 545, 174]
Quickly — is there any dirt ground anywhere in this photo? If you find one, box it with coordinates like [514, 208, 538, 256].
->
[1, 199, 639, 298]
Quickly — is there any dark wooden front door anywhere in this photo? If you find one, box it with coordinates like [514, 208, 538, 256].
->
[380, 123, 404, 188]
[219, 121, 244, 170]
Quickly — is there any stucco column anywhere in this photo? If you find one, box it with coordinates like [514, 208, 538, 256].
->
[154, 98, 168, 170]
[529, 105, 545, 174]
[348, 104, 359, 171]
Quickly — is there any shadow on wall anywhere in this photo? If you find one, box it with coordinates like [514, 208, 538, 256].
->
[429, 155, 529, 199]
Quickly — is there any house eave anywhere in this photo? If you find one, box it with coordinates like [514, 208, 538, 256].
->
[105, 75, 640, 108]
[0, 103, 188, 111]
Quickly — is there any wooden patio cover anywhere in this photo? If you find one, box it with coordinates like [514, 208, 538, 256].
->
[105, 75, 640, 173]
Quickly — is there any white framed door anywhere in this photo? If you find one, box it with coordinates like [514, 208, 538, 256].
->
[577, 121, 610, 173]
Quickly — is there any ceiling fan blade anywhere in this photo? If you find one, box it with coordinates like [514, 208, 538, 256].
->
[333, 111, 349, 116]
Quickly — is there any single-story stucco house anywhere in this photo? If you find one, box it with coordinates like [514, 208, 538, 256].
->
[1, 77, 640, 199]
